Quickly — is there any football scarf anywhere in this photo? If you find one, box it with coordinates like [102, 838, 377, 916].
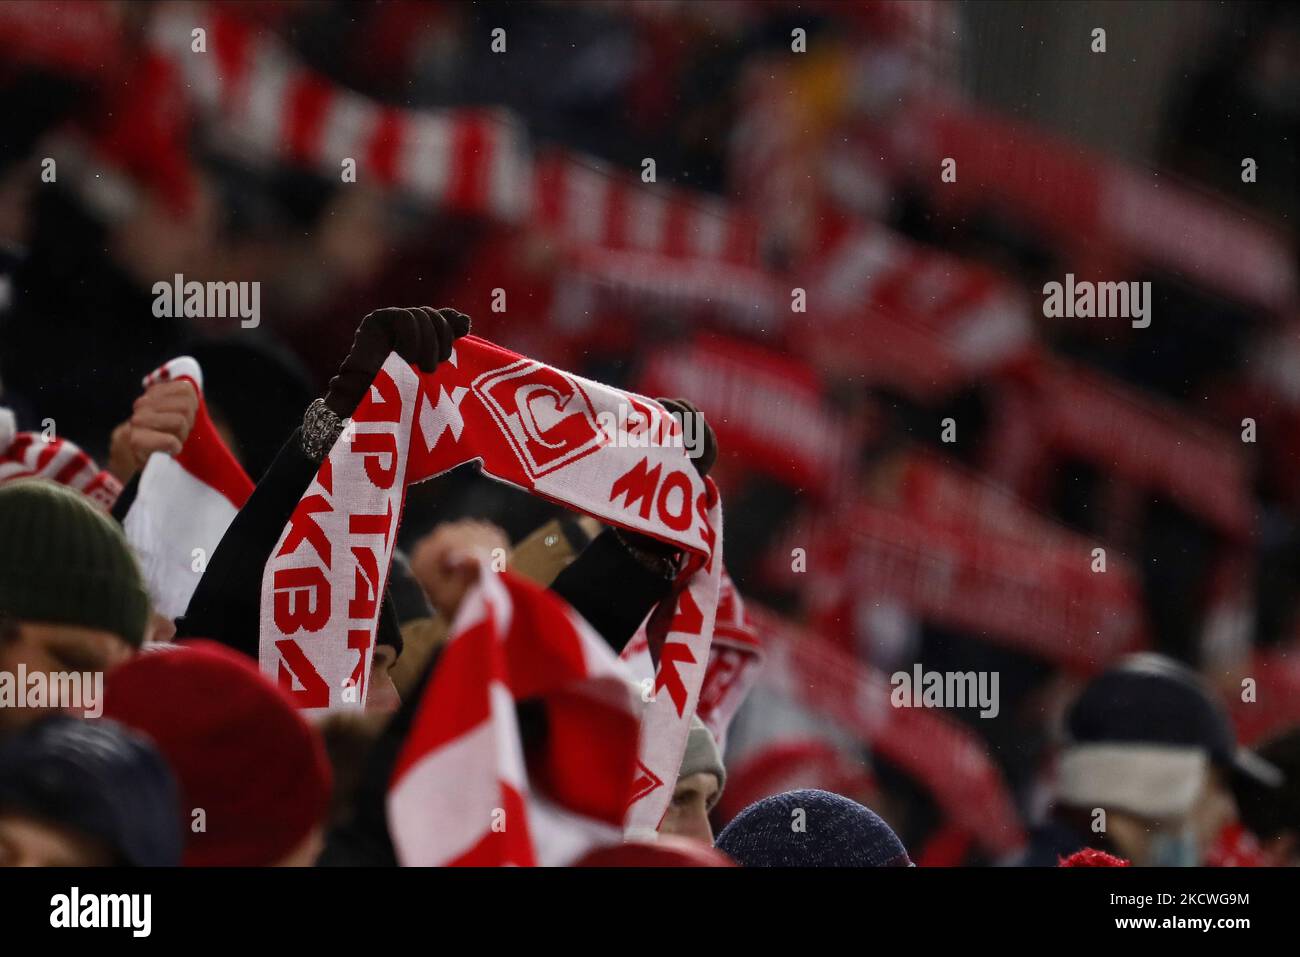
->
[620, 569, 762, 755]
[259, 336, 722, 832]
[0, 408, 122, 509]
[387, 559, 642, 866]
[120, 358, 254, 620]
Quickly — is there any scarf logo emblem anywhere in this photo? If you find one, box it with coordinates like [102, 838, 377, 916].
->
[473, 360, 606, 479]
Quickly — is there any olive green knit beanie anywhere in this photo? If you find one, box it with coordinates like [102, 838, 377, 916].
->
[0, 480, 149, 647]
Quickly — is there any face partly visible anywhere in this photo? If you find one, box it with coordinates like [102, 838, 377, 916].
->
[1105, 812, 1189, 866]
[659, 771, 721, 846]
[0, 812, 117, 867]
[365, 644, 401, 715]
[1191, 768, 1239, 856]
[0, 621, 134, 731]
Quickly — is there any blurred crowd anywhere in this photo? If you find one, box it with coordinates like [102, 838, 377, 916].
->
[1, 0, 1299, 867]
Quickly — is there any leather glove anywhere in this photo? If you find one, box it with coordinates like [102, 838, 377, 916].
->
[325, 306, 472, 418]
[657, 397, 717, 478]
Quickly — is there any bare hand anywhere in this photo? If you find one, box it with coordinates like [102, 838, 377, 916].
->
[408, 519, 510, 620]
[107, 380, 200, 482]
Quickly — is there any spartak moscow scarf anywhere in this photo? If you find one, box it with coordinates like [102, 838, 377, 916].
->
[259, 335, 722, 832]
[620, 569, 762, 756]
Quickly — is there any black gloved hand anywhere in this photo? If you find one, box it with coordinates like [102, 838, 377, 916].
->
[657, 397, 717, 478]
[325, 307, 472, 417]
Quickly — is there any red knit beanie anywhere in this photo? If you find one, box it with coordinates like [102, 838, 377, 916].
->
[574, 837, 735, 867]
[102, 640, 332, 866]
[1058, 848, 1131, 867]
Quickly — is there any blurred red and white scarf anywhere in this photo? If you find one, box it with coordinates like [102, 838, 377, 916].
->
[259, 335, 723, 832]
[119, 358, 254, 621]
[387, 560, 641, 865]
[0, 408, 122, 508]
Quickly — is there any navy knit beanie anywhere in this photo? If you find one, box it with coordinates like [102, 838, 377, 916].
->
[0, 715, 183, 866]
[716, 788, 912, 867]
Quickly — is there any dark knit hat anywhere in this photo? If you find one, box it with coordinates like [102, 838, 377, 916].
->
[0, 715, 183, 866]
[715, 788, 912, 867]
[101, 640, 332, 866]
[386, 548, 432, 628]
[0, 479, 150, 647]
[1067, 653, 1281, 787]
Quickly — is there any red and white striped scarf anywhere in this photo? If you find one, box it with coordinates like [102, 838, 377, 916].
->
[259, 336, 722, 832]
[0, 408, 122, 509]
[148, 9, 528, 221]
[121, 358, 254, 621]
[387, 560, 641, 866]
[144, 8, 766, 310]
[620, 570, 762, 756]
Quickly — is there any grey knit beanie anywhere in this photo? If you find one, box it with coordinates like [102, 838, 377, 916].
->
[678, 715, 726, 800]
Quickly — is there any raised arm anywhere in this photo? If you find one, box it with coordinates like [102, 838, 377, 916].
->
[176, 307, 471, 657]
